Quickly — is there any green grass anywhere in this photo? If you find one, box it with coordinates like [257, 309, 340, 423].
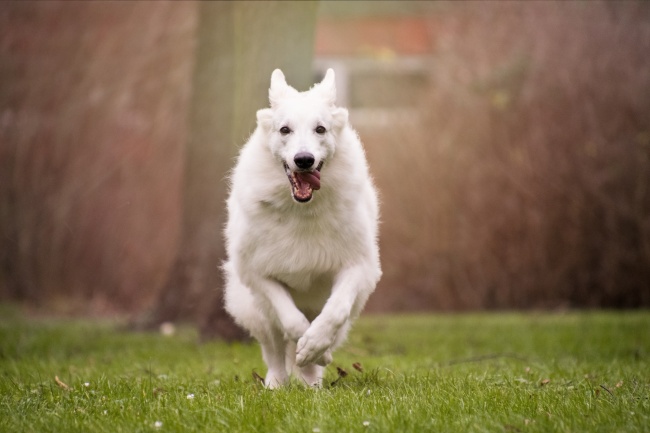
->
[1, 308, 649, 433]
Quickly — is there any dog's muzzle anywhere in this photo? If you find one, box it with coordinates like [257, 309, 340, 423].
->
[284, 160, 323, 203]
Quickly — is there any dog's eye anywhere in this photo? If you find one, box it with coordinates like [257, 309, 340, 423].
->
[315, 126, 326, 134]
[280, 126, 291, 135]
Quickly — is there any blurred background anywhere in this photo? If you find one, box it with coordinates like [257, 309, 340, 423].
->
[1, 1, 649, 336]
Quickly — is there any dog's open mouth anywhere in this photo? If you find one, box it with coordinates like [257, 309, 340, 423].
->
[284, 161, 323, 203]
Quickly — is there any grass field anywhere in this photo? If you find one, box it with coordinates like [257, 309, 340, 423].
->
[1, 308, 648, 433]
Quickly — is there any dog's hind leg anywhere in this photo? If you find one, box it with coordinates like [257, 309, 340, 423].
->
[285, 341, 324, 387]
[260, 329, 289, 389]
[298, 363, 324, 387]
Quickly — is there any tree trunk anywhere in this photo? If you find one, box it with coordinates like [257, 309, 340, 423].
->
[147, 1, 319, 340]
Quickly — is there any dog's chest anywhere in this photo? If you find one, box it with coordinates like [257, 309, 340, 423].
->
[244, 208, 360, 279]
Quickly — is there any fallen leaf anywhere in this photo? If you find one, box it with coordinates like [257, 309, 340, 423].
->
[54, 376, 70, 391]
[251, 370, 264, 385]
[599, 384, 614, 397]
[330, 366, 349, 387]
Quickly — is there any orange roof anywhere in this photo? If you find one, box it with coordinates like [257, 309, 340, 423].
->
[315, 17, 432, 57]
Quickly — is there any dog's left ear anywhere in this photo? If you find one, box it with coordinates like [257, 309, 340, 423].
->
[332, 107, 348, 129]
[314, 68, 337, 106]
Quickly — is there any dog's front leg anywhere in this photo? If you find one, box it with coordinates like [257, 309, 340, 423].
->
[295, 263, 377, 367]
[245, 274, 310, 342]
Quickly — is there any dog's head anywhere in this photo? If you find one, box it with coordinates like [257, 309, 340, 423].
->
[256, 69, 348, 203]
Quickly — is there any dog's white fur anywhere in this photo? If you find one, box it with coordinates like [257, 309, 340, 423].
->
[223, 69, 381, 388]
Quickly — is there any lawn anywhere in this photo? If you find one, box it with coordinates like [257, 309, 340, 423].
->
[1, 308, 648, 432]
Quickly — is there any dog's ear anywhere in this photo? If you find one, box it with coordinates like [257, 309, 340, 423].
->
[256, 108, 273, 130]
[314, 68, 337, 106]
[332, 107, 348, 129]
[269, 69, 297, 108]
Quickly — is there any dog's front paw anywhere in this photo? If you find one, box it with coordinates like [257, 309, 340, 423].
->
[296, 329, 332, 367]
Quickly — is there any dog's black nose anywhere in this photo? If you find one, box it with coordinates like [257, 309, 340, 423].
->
[294, 152, 315, 169]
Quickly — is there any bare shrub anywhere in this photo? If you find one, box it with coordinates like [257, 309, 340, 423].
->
[0, 3, 195, 312]
[2, 2, 648, 314]
[366, 1, 650, 310]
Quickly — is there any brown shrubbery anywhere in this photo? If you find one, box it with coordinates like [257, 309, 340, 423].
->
[0, 3, 194, 312]
[1, 2, 648, 314]
[367, 2, 650, 311]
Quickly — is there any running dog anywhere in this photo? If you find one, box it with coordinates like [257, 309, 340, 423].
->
[223, 69, 381, 388]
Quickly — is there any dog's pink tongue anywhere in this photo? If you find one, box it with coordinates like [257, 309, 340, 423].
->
[296, 170, 321, 190]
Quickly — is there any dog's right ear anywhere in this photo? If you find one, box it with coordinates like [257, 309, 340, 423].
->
[269, 69, 297, 109]
[256, 108, 273, 130]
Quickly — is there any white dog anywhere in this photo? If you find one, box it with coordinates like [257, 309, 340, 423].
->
[223, 69, 381, 388]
